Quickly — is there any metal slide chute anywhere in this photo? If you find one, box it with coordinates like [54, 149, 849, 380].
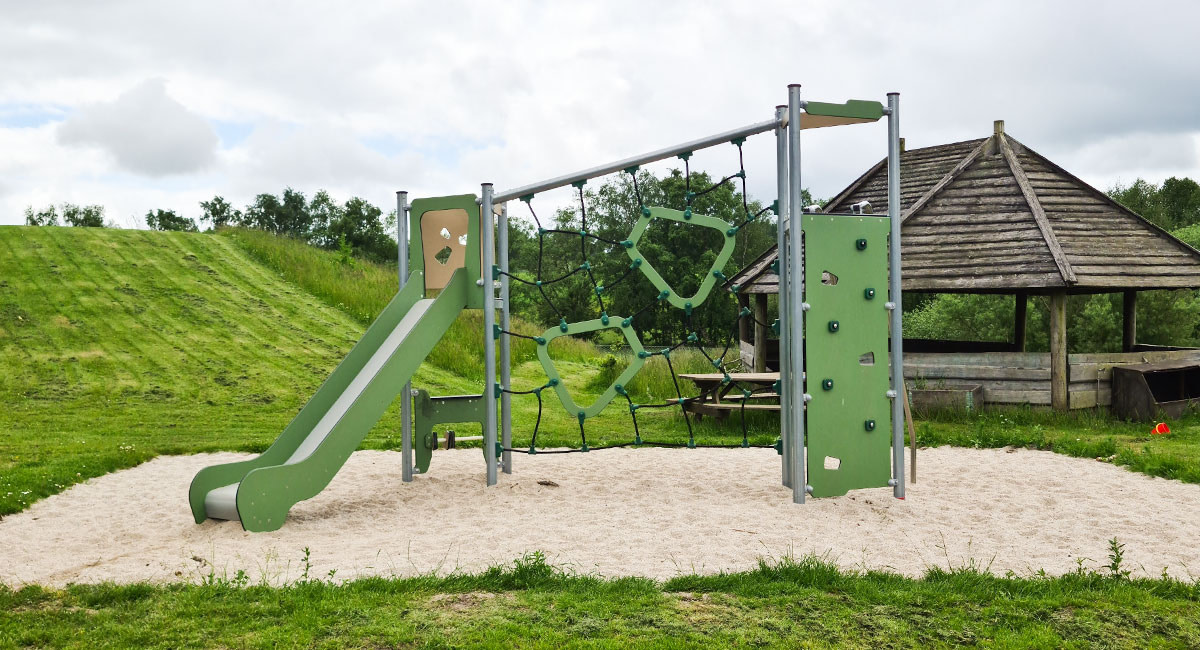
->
[188, 268, 470, 532]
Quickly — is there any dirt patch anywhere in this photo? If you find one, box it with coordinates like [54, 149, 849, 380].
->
[430, 592, 512, 611]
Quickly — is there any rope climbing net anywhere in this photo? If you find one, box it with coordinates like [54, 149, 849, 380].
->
[495, 137, 784, 455]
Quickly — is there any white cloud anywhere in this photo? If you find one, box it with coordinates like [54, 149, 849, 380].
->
[1, 0, 1200, 226]
[57, 78, 217, 176]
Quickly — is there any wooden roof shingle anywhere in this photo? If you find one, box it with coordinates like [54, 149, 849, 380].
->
[728, 124, 1200, 294]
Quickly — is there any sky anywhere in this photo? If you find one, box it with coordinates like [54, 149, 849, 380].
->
[2, 0, 1199, 228]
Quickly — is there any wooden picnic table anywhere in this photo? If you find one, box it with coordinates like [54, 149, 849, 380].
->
[677, 372, 781, 420]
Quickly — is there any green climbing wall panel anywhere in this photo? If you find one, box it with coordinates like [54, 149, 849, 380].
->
[804, 214, 893, 497]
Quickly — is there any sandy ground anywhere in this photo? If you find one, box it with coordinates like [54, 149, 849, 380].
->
[2, 446, 1199, 587]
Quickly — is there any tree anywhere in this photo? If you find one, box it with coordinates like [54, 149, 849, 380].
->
[61, 204, 105, 227]
[326, 196, 397, 263]
[24, 205, 59, 226]
[145, 209, 199, 232]
[1107, 176, 1200, 230]
[199, 196, 240, 230]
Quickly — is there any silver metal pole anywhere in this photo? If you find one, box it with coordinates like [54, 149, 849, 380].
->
[886, 92, 906, 499]
[773, 105, 792, 489]
[493, 118, 782, 203]
[397, 191, 414, 483]
[787, 84, 807, 503]
[498, 202, 512, 474]
[481, 183, 498, 486]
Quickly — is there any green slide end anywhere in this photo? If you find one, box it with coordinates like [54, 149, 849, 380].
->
[803, 214, 893, 497]
[188, 268, 470, 532]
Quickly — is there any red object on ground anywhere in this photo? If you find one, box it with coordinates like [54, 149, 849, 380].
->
[1152, 422, 1171, 435]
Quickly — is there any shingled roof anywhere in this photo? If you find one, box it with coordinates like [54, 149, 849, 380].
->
[729, 122, 1200, 294]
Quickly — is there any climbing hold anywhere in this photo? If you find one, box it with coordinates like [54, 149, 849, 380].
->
[614, 384, 626, 396]
[658, 289, 671, 300]
[630, 258, 642, 269]
[864, 288, 875, 300]
[559, 319, 569, 333]
[726, 226, 738, 237]
[622, 317, 632, 328]
[641, 206, 651, 217]
[621, 239, 634, 248]
[638, 350, 650, 359]
[535, 336, 547, 345]
[864, 419, 876, 432]
[549, 378, 560, 386]
[683, 207, 692, 220]
[856, 238, 868, 251]
[600, 312, 609, 325]
[828, 320, 840, 333]
[822, 378, 834, 391]
[712, 269, 726, 280]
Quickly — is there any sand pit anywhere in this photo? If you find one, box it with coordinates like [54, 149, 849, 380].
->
[2, 446, 1199, 587]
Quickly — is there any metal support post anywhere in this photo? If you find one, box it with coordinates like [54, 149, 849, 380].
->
[481, 184, 498, 486]
[498, 202, 512, 474]
[786, 84, 807, 503]
[397, 191, 414, 483]
[886, 92, 906, 499]
[774, 105, 792, 489]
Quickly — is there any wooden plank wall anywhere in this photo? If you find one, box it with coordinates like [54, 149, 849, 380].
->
[904, 350, 1200, 409]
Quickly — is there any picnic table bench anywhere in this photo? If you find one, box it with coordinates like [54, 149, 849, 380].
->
[676, 372, 781, 420]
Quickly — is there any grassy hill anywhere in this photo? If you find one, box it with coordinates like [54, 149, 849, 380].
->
[0, 226, 748, 515]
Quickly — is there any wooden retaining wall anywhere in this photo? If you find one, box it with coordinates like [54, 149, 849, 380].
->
[905, 349, 1200, 409]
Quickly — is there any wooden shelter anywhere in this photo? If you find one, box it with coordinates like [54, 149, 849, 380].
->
[728, 121, 1200, 410]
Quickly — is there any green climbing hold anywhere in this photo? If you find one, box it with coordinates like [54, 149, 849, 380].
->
[622, 317, 632, 328]
[638, 350, 649, 359]
[535, 336, 546, 345]
[726, 226, 738, 237]
[828, 320, 839, 333]
[856, 238, 868, 251]
[559, 319, 569, 333]
[630, 258, 642, 269]
[712, 269, 726, 280]
[822, 378, 834, 391]
[600, 312, 609, 325]
[621, 239, 633, 248]
[614, 384, 626, 395]
[683, 207, 692, 220]
[641, 206, 651, 217]
[549, 378, 560, 386]
[864, 288, 875, 300]
[658, 290, 670, 300]
[864, 419, 876, 432]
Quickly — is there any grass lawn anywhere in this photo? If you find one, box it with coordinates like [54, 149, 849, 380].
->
[3, 225, 1200, 647]
[3, 553, 1199, 649]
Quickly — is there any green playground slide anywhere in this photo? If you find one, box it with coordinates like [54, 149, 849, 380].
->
[188, 268, 469, 532]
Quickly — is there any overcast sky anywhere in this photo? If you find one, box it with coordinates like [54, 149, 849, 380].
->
[2, 0, 1198, 227]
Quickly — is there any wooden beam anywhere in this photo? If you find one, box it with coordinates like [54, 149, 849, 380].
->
[753, 293, 769, 373]
[900, 137, 991, 223]
[1014, 292, 1028, 352]
[737, 293, 750, 346]
[1123, 290, 1137, 352]
[1050, 291, 1069, 411]
[999, 134, 1078, 285]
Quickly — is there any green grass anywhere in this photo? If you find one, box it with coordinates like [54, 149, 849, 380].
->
[915, 406, 1200, 485]
[2, 553, 1197, 648]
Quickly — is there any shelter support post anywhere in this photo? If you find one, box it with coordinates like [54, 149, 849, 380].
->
[737, 294, 750, 350]
[753, 293, 769, 373]
[397, 191, 414, 483]
[1123, 290, 1137, 353]
[1014, 292, 1028, 352]
[1050, 291, 1069, 411]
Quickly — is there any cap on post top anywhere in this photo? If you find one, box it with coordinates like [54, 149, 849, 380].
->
[994, 119, 1005, 136]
